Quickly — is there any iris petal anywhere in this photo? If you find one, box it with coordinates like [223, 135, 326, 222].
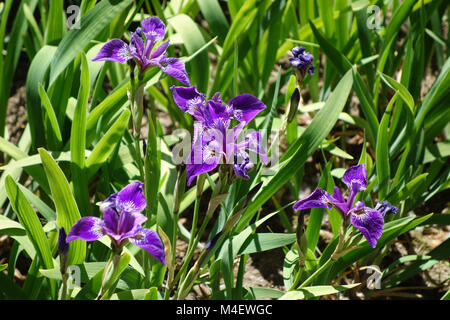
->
[349, 204, 384, 248]
[66, 217, 104, 242]
[157, 57, 190, 86]
[293, 188, 333, 211]
[129, 228, 166, 265]
[92, 39, 131, 64]
[116, 182, 146, 213]
[228, 94, 266, 123]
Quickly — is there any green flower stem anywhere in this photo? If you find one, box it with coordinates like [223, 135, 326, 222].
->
[298, 257, 334, 289]
[58, 273, 69, 300]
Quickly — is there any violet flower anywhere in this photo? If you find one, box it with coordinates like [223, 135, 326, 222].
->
[289, 46, 315, 77]
[92, 17, 190, 86]
[293, 164, 398, 248]
[171, 86, 268, 185]
[67, 182, 165, 265]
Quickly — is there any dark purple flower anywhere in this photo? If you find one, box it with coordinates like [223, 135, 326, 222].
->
[58, 227, 69, 256]
[92, 17, 190, 86]
[289, 46, 314, 77]
[171, 86, 266, 128]
[171, 86, 268, 185]
[293, 164, 397, 248]
[375, 201, 399, 217]
[67, 182, 165, 265]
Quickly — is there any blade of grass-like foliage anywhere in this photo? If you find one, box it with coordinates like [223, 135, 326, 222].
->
[18, 184, 56, 222]
[0, 272, 26, 299]
[379, 72, 415, 111]
[38, 83, 63, 148]
[236, 69, 353, 232]
[373, 0, 416, 105]
[38, 148, 85, 265]
[382, 237, 450, 289]
[238, 233, 296, 255]
[0, 133, 50, 194]
[309, 21, 378, 145]
[376, 92, 398, 200]
[0, 215, 36, 258]
[168, 14, 209, 93]
[26, 45, 57, 148]
[71, 53, 91, 215]
[0, 0, 37, 139]
[257, 1, 284, 85]
[0, 151, 91, 172]
[85, 109, 131, 178]
[5, 176, 54, 270]
[45, 0, 65, 44]
[49, 0, 133, 85]
[197, 0, 229, 45]
[279, 284, 360, 300]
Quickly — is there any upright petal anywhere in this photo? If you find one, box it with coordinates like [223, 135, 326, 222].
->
[141, 17, 166, 41]
[102, 207, 119, 236]
[228, 94, 266, 123]
[129, 228, 166, 265]
[342, 164, 367, 207]
[235, 130, 268, 165]
[342, 164, 367, 190]
[150, 40, 170, 60]
[92, 39, 132, 64]
[116, 182, 146, 213]
[157, 56, 190, 86]
[349, 202, 384, 248]
[99, 193, 117, 212]
[293, 188, 333, 211]
[117, 211, 147, 242]
[66, 217, 104, 242]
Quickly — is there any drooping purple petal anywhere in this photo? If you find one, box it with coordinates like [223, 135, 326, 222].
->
[293, 188, 333, 211]
[141, 17, 166, 41]
[375, 201, 398, 217]
[349, 201, 384, 248]
[129, 228, 166, 265]
[66, 217, 104, 242]
[228, 94, 266, 123]
[170, 86, 206, 119]
[115, 182, 146, 213]
[157, 56, 190, 86]
[186, 163, 219, 186]
[92, 39, 132, 64]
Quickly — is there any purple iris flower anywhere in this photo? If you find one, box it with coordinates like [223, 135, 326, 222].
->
[66, 182, 165, 265]
[293, 164, 398, 248]
[92, 17, 190, 86]
[289, 46, 315, 77]
[171, 86, 268, 185]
